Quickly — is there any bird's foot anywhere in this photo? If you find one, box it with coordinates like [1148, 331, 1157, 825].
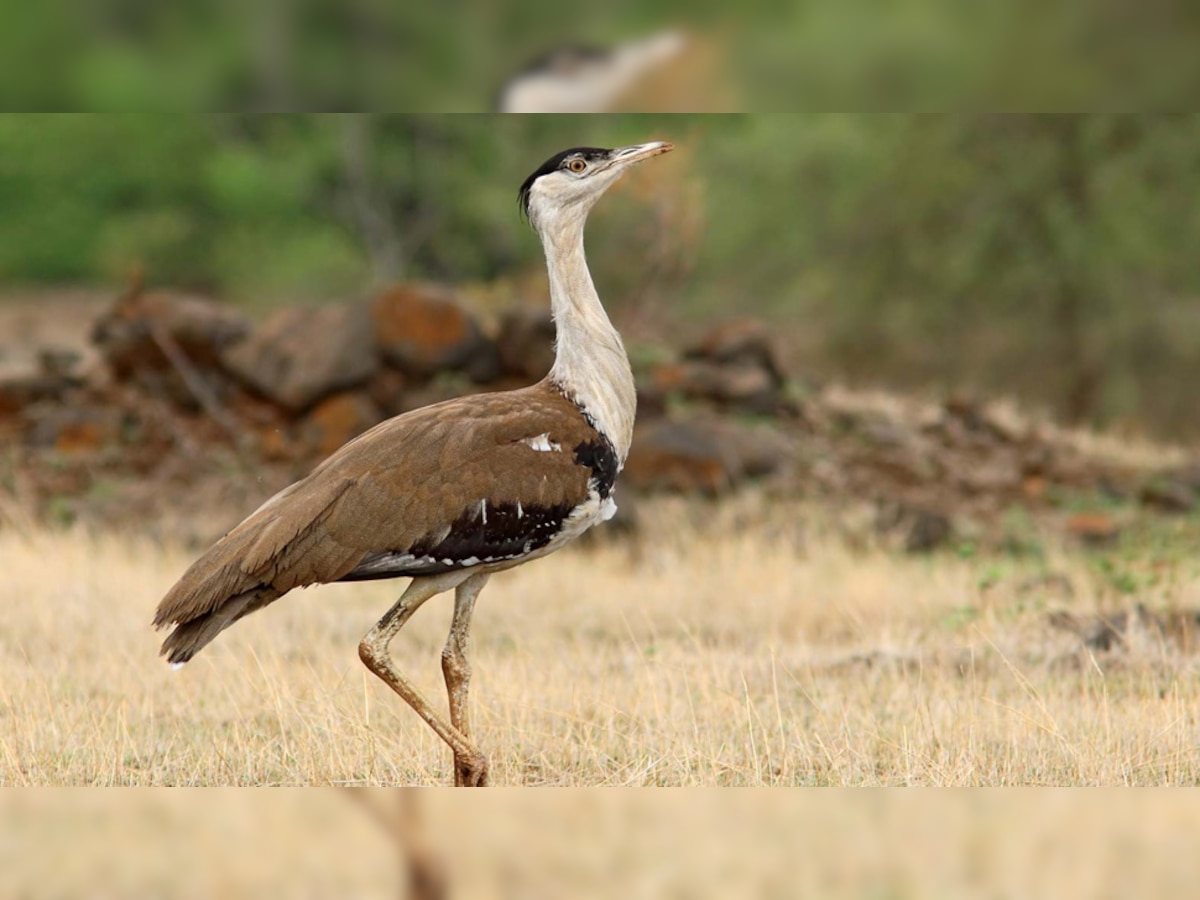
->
[453, 751, 489, 787]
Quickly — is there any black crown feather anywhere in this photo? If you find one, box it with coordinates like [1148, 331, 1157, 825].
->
[518, 147, 611, 220]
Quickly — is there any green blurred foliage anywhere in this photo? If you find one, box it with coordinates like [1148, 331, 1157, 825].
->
[0, 114, 680, 293]
[696, 115, 1200, 434]
[2, 114, 1200, 441]
[741, 0, 1200, 109]
[0, 0, 1197, 110]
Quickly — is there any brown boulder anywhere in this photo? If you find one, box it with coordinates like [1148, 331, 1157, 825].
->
[1165, 463, 1200, 493]
[1139, 476, 1195, 513]
[91, 279, 250, 413]
[876, 504, 955, 553]
[25, 408, 124, 456]
[648, 359, 783, 414]
[222, 303, 377, 413]
[904, 509, 954, 553]
[372, 284, 496, 381]
[1065, 512, 1119, 546]
[257, 424, 295, 462]
[496, 309, 556, 382]
[301, 392, 383, 459]
[0, 373, 77, 417]
[624, 418, 793, 494]
[709, 419, 796, 478]
[625, 421, 730, 494]
[366, 367, 411, 418]
[93, 278, 249, 379]
[684, 319, 787, 386]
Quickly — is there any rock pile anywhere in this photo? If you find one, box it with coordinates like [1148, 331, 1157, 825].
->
[0, 279, 1190, 548]
[0, 282, 794, 525]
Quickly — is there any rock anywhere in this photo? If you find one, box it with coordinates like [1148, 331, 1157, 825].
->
[0, 374, 76, 416]
[222, 303, 377, 413]
[37, 348, 83, 379]
[1166, 463, 1200, 493]
[684, 319, 786, 386]
[905, 509, 953, 553]
[1139, 476, 1195, 513]
[1020, 474, 1047, 501]
[942, 396, 993, 436]
[957, 458, 1023, 496]
[874, 503, 954, 553]
[866, 436, 943, 485]
[623, 418, 793, 494]
[649, 360, 784, 414]
[301, 392, 383, 458]
[257, 424, 295, 462]
[223, 391, 285, 429]
[366, 367, 411, 418]
[465, 343, 502, 384]
[634, 381, 668, 418]
[25, 408, 124, 455]
[372, 284, 495, 381]
[91, 279, 250, 412]
[93, 278, 249, 379]
[624, 420, 731, 494]
[394, 376, 481, 417]
[1065, 512, 1120, 546]
[709, 419, 795, 478]
[496, 309, 556, 382]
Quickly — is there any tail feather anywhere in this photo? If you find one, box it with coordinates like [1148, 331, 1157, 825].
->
[158, 586, 280, 665]
[151, 449, 366, 666]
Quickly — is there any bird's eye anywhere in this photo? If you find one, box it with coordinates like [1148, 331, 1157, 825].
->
[567, 158, 587, 173]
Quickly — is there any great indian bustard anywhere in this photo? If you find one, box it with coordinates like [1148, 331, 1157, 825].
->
[154, 140, 674, 787]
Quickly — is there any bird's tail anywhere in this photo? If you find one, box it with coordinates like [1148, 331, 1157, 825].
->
[156, 586, 280, 666]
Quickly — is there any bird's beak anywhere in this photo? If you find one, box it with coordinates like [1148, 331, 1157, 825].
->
[609, 141, 675, 167]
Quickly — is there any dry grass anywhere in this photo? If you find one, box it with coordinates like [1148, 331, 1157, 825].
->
[2, 496, 1199, 786]
[6, 789, 1200, 899]
[0, 790, 400, 899]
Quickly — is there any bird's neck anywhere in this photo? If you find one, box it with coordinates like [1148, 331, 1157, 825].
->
[541, 215, 637, 464]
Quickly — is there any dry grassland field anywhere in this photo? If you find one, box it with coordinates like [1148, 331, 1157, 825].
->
[4, 789, 1200, 899]
[3, 493, 1199, 787]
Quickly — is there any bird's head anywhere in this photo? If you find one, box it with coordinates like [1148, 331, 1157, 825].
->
[519, 142, 674, 234]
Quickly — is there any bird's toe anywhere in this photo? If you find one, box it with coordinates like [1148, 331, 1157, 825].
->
[455, 751, 489, 787]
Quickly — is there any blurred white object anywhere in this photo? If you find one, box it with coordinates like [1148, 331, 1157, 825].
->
[498, 30, 687, 113]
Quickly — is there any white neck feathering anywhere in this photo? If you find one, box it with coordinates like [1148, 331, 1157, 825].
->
[539, 211, 637, 464]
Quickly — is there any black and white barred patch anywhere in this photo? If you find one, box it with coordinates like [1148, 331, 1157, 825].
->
[340, 499, 576, 580]
[339, 433, 621, 581]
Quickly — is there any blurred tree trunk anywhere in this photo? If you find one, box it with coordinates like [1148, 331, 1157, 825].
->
[338, 114, 406, 282]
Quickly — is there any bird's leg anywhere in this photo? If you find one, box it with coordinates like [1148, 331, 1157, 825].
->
[441, 572, 490, 787]
[359, 573, 487, 786]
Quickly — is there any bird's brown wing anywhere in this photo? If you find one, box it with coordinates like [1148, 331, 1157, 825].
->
[154, 382, 614, 662]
